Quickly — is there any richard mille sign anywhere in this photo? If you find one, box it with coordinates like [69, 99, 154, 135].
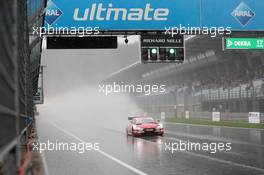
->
[141, 35, 184, 47]
[141, 34, 184, 63]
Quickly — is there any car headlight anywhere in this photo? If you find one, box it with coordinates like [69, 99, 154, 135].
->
[156, 124, 163, 129]
[133, 126, 143, 131]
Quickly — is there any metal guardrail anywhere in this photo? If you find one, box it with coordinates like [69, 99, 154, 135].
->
[0, 0, 46, 174]
[188, 111, 264, 123]
[189, 111, 242, 121]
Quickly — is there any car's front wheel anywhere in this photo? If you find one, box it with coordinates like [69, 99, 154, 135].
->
[131, 128, 136, 137]
[126, 129, 129, 136]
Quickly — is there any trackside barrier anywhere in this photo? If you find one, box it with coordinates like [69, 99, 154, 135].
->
[184, 111, 263, 124]
[0, 117, 33, 175]
[18, 126, 34, 175]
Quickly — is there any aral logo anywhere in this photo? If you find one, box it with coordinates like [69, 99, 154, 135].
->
[231, 2, 255, 26]
[45, 0, 63, 25]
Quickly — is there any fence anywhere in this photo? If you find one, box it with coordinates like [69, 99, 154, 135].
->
[0, 0, 46, 174]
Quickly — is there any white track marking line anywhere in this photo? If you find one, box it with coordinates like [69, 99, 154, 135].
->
[104, 129, 248, 163]
[50, 122, 148, 175]
[35, 118, 49, 175]
[107, 129, 264, 173]
[158, 136, 264, 173]
[176, 149, 264, 173]
[40, 150, 50, 175]
[161, 135, 245, 157]
[104, 128, 246, 157]
[165, 130, 264, 148]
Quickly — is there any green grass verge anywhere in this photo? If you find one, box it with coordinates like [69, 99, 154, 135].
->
[166, 118, 264, 129]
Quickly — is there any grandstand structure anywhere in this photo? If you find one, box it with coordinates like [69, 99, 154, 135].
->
[105, 34, 264, 122]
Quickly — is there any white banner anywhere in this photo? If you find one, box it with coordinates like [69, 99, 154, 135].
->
[248, 112, 260, 124]
[212, 112, 221, 122]
[161, 112, 166, 120]
[185, 111, 190, 119]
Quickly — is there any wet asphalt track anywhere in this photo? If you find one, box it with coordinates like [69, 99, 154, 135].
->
[36, 116, 264, 175]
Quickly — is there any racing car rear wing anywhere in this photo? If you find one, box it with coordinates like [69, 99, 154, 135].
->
[128, 117, 135, 121]
[128, 116, 148, 121]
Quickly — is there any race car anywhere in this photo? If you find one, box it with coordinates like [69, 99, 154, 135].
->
[126, 116, 164, 137]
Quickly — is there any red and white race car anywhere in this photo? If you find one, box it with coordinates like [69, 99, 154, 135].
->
[126, 116, 164, 137]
